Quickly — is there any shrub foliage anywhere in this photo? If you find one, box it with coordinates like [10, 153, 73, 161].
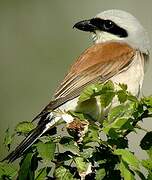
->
[1, 81, 152, 180]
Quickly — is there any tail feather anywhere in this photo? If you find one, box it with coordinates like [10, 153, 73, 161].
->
[3, 116, 54, 162]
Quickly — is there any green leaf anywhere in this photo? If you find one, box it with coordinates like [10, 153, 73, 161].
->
[78, 81, 115, 104]
[68, 111, 87, 120]
[83, 125, 99, 144]
[107, 137, 128, 149]
[104, 118, 132, 133]
[39, 136, 53, 144]
[127, 94, 138, 102]
[36, 141, 56, 162]
[54, 166, 74, 180]
[100, 81, 115, 107]
[18, 152, 33, 180]
[114, 149, 139, 170]
[103, 117, 133, 139]
[80, 148, 94, 159]
[4, 128, 14, 150]
[108, 105, 127, 123]
[118, 160, 135, 180]
[95, 168, 106, 180]
[102, 81, 114, 92]
[15, 121, 36, 135]
[35, 167, 51, 180]
[107, 128, 120, 139]
[107, 103, 134, 123]
[74, 157, 88, 173]
[118, 83, 128, 91]
[78, 84, 101, 103]
[142, 96, 152, 107]
[147, 172, 152, 180]
[59, 137, 79, 155]
[140, 131, 152, 150]
[117, 90, 128, 103]
[117, 84, 138, 103]
[0, 162, 17, 179]
[114, 118, 130, 129]
[141, 159, 152, 171]
[100, 91, 115, 108]
[55, 152, 73, 162]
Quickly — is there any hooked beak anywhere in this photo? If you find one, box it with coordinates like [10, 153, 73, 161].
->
[73, 19, 99, 32]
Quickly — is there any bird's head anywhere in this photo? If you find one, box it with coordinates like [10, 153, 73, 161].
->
[74, 9, 150, 54]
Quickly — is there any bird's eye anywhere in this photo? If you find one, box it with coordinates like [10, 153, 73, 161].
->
[103, 20, 114, 30]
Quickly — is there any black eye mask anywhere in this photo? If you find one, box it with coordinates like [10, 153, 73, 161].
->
[74, 18, 128, 38]
[90, 18, 128, 38]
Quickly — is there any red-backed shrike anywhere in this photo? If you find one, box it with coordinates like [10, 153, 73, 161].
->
[5, 9, 150, 162]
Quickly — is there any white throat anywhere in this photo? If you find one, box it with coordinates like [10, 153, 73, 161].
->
[92, 31, 122, 44]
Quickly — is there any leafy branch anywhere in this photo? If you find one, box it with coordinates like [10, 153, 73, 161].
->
[1, 81, 152, 180]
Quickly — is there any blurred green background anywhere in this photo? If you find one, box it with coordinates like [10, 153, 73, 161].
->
[0, 0, 152, 159]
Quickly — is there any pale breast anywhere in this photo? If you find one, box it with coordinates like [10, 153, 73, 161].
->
[110, 51, 144, 96]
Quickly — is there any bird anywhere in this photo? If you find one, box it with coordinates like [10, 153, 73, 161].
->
[4, 9, 150, 162]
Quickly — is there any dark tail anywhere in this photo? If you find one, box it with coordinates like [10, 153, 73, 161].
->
[3, 115, 54, 162]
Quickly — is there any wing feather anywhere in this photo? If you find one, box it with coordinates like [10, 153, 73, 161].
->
[33, 42, 136, 120]
[54, 42, 135, 98]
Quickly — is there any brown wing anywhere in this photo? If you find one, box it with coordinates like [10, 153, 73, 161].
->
[33, 42, 136, 120]
[54, 42, 135, 98]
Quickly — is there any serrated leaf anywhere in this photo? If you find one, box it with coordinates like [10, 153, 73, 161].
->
[117, 84, 138, 103]
[118, 83, 128, 91]
[127, 94, 138, 102]
[18, 152, 33, 180]
[114, 149, 139, 170]
[118, 160, 135, 180]
[95, 168, 106, 180]
[15, 121, 36, 135]
[100, 81, 115, 107]
[36, 141, 56, 162]
[78, 81, 115, 104]
[78, 84, 100, 103]
[117, 90, 128, 103]
[0, 162, 17, 179]
[100, 91, 115, 108]
[102, 81, 114, 91]
[35, 167, 51, 180]
[54, 166, 74, 180]
[74, 157, 88, 173]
